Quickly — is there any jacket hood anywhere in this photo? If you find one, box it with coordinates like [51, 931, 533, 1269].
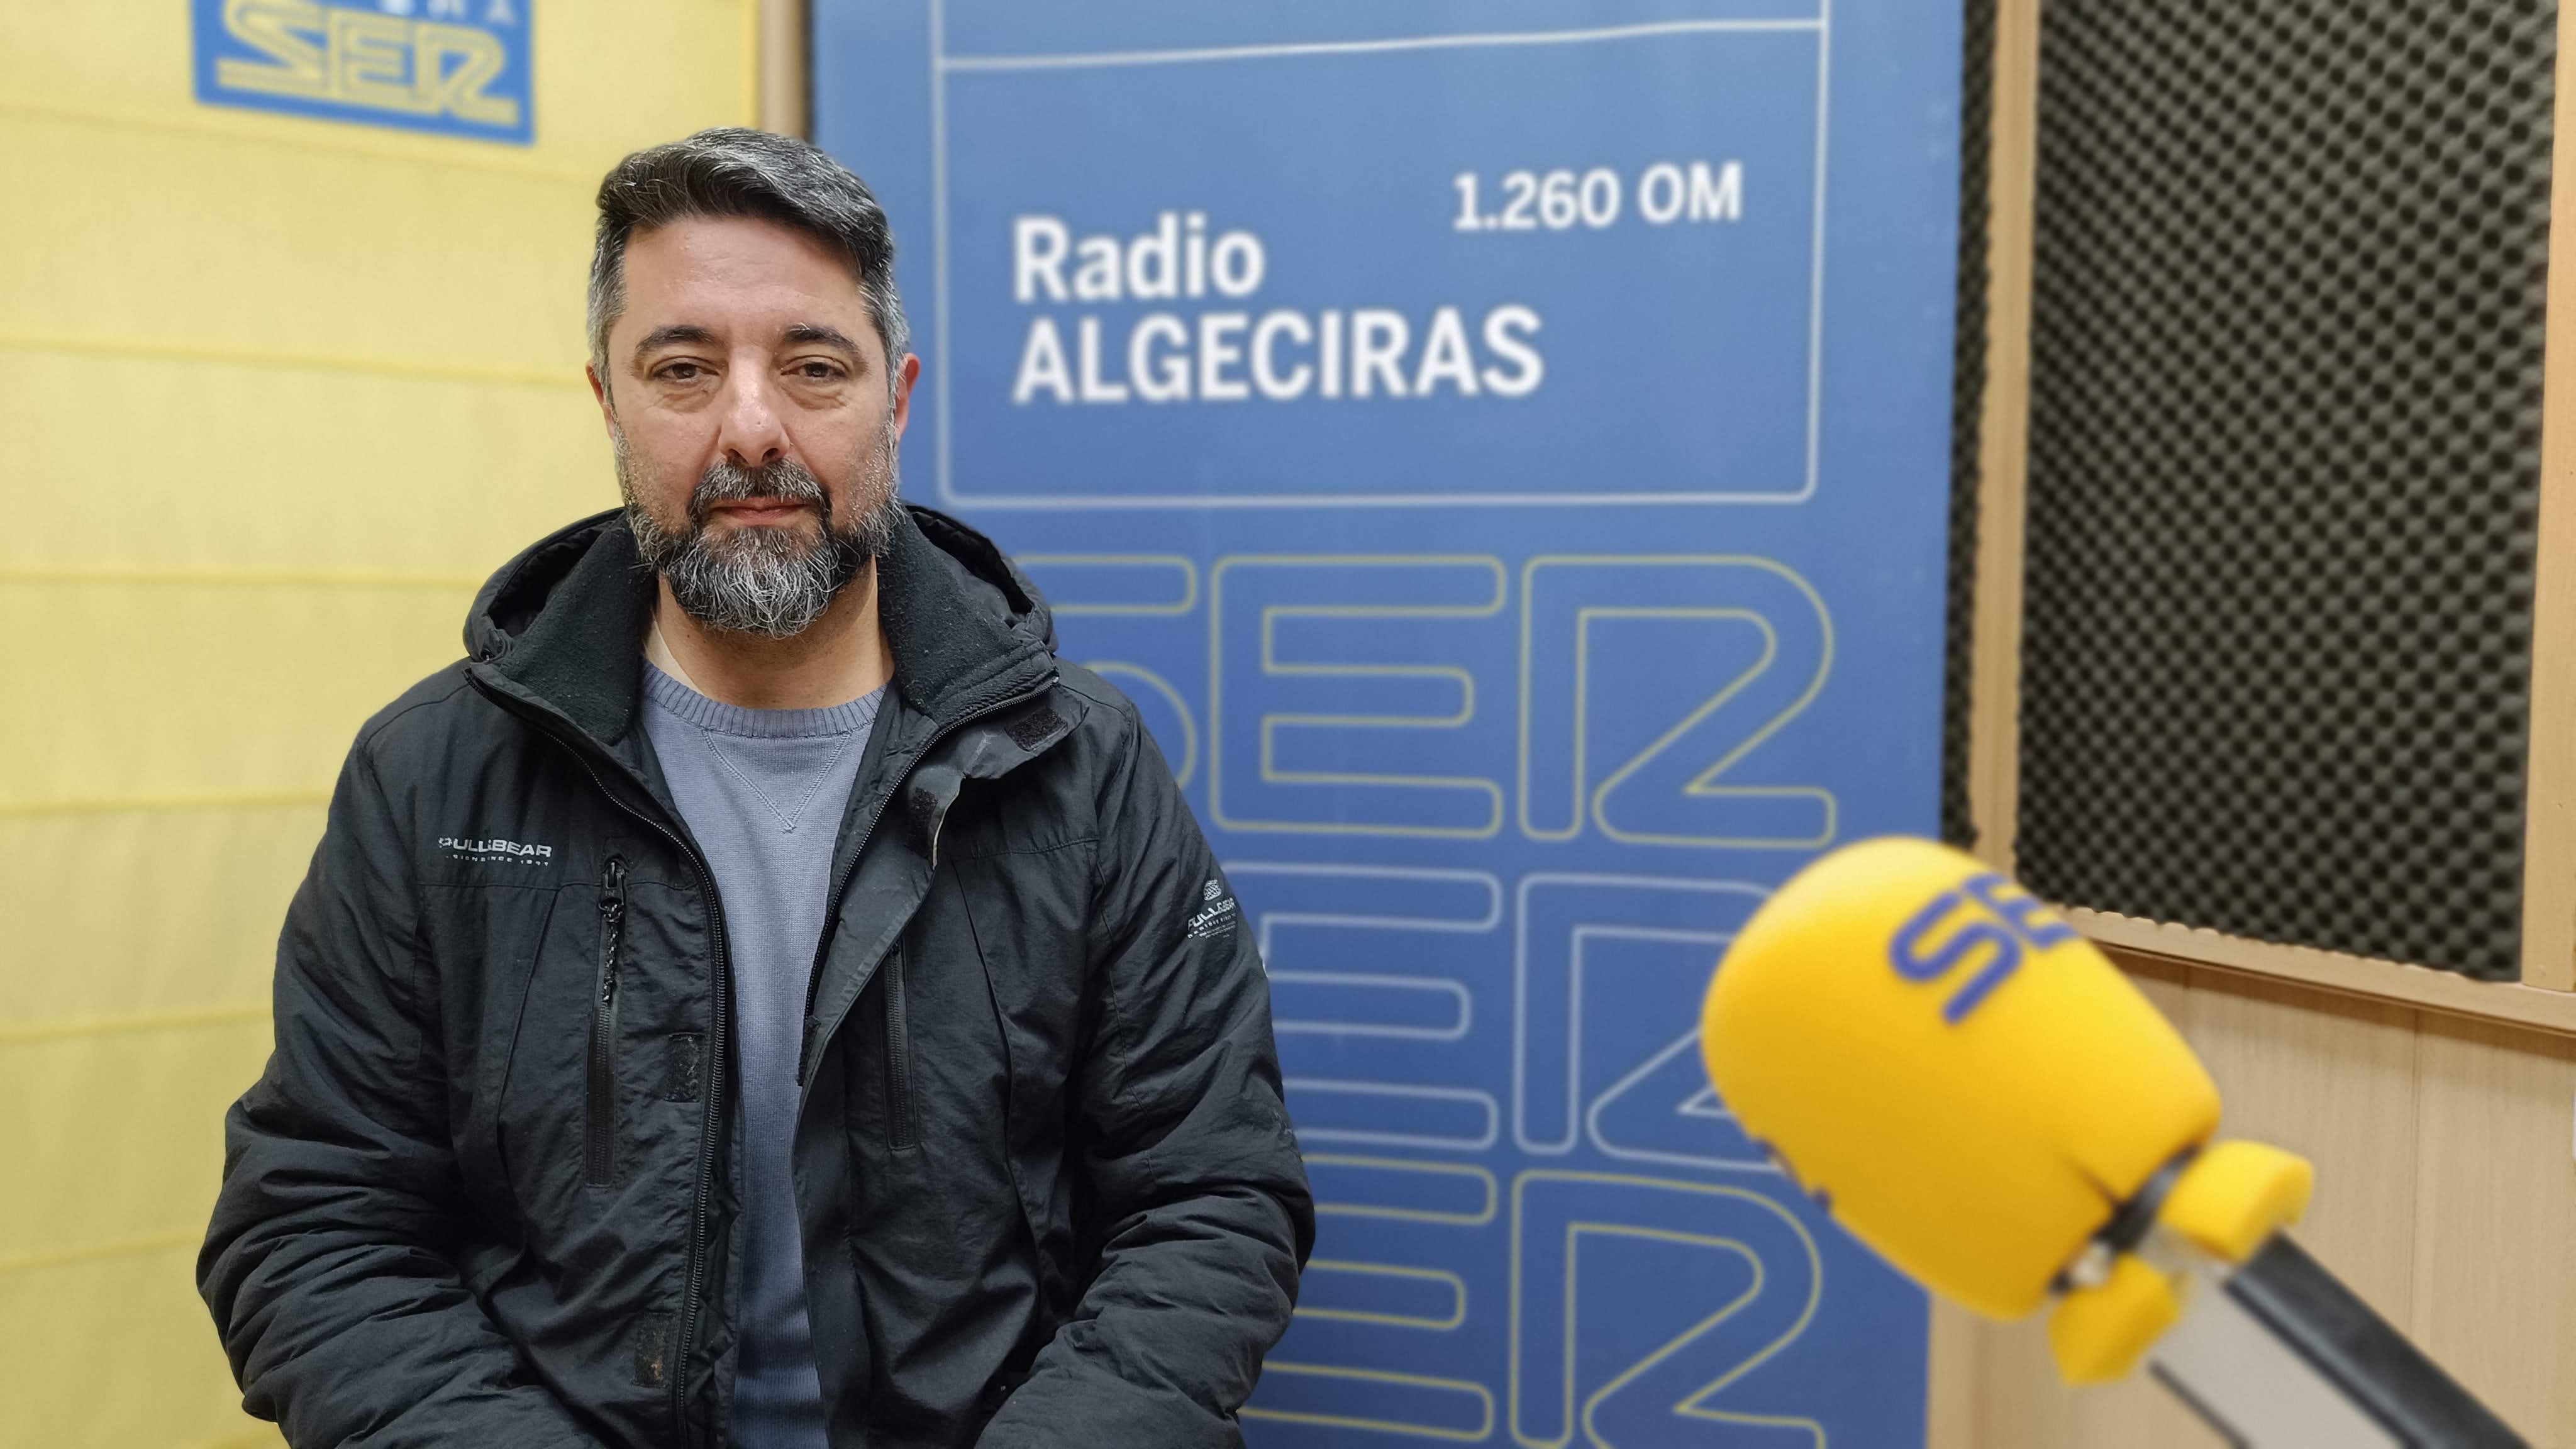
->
[464, 504, 1058, 752]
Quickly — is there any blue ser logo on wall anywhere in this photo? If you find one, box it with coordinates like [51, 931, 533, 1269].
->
[192, 0, 533, 145]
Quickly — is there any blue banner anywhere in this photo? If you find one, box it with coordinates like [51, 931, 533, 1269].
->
[192, 0, 533, 145]
[819, 1, 1960, 1440]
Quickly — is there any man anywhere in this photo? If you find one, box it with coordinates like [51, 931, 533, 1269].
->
[199, 128, 1312, 1448]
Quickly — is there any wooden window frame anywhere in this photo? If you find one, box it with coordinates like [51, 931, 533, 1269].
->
[1968, 0, 2576, 1037]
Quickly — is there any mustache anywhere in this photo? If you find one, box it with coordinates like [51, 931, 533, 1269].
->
[686, 456, 830, 528]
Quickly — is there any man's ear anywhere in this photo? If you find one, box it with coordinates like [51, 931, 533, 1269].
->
[587, 362, 618, 438]
[891, 353, 923, 440]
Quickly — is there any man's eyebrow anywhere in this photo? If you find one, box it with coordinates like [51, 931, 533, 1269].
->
[631, 324, 717, 361]
[782, 323, 862, 357]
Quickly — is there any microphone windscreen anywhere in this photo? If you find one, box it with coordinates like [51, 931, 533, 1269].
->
[1700, 837, 2220, 1319]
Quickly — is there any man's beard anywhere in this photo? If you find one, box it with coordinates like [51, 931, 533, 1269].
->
[618, 431, 903, 639]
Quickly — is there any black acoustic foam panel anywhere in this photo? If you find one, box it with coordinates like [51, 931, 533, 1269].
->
[2014, 0, 2554, 978]
[1943, 0, 1999, 851]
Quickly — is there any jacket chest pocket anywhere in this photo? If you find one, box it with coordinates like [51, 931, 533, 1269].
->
[836, 919, 1014, 1171]
[443, 882, 560, 1223]
[465, 862, 710, 1224]
[834, 916, 1042, 1349]
[880, 948, 922, 1150]
[482, 874, 625, 1216]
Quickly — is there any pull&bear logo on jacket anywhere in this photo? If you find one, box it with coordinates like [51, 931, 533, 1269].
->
[1186, 877, 1238, 941]
[437, 835, 555, 865]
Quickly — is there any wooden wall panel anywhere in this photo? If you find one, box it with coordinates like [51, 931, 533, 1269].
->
[1922, 1299, 1980, 1449]
[1945, 967, 2576, 1446]
[758, 0, 809, 137]
[1964, 0, 2040, 874]
[2521, 0, 2576, 991]
[2410, 1016, 2576, 1439]
[2187, 972, 2418, 1326]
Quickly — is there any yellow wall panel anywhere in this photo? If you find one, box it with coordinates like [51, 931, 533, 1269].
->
[0, 808, 321, 1024]
[527, 1, 759, 154]
[0, 1028, 280, 1449]
[0, 1, 750, 174]
[1, 1248, 281, 1449]
[0, 1026, 272, 1262]
[1, 3, 757, 1445]
[0, 350, 611, 575]
[0, 583, 472, 805]
[0, 116, 594, 369]
[0, 6, 201, 116]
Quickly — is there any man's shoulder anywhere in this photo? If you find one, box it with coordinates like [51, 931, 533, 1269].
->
[348, 659, 506, 771]
[1047, 660, 1148, 749]
[1041, 662, 1203, 812]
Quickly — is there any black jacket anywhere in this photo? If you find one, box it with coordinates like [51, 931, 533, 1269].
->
[199, 506, 1313, 1448]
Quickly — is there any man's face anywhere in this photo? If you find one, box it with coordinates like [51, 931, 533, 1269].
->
[589, 214, 920, 636]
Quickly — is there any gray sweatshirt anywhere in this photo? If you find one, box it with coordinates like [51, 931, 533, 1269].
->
[642, 663, 884, 1449]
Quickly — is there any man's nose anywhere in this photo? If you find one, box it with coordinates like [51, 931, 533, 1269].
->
[714, 367, 788, 470]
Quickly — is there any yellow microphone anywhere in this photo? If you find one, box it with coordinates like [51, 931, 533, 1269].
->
[1701, 836, 2522, 1448]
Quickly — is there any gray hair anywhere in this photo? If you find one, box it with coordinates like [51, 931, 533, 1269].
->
[587, 128, 910, 393]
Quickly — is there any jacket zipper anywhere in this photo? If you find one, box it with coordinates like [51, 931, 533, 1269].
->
[472, 666, 1048, 1443]
[884, 951, 918, 1150]
[581, 758, 730, 1445]
[796, 675, 1051, 1087]
[586, 857, 628, 1189]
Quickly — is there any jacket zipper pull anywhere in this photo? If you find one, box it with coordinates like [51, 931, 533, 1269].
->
[586, 858, 628, 1189]
[599, 858, 627, 1005]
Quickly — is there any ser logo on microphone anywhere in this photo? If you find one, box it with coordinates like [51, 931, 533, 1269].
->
[1885, 873, 2079, 1025]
